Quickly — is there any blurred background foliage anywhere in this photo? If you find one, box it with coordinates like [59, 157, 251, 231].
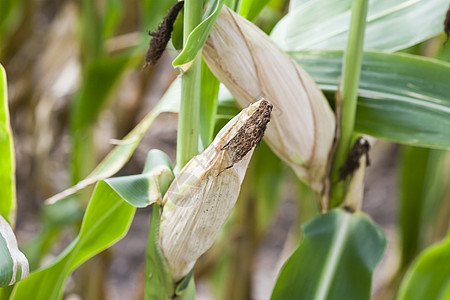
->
[0, 0, 449, 299]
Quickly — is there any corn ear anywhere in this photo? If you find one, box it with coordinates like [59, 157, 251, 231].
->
[159, 99, 272, 281]
[203, 6, 336, 195]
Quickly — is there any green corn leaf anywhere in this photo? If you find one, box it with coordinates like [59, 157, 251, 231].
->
[0, 214, 29, 287]
[10, 181, 136, 299]
[397, 233, 450, 300]
[272, 0, 448, 52]
[271, 209, 386, 300]
[10, 150, 173, 299]
[0, 64, 15, 225]
[291, 50, 450, 150]
[172, 0, 224, 66]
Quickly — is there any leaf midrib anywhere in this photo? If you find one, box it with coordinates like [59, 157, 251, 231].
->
[314, 213, 351, 300]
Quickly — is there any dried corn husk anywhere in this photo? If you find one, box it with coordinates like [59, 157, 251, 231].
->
[159, 99, 272, 281]
[203, 6, 336, 196]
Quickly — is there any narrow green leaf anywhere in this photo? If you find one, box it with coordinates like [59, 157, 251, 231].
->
[271, 209, 386, 300]
[199, 60, 220, 149]
[101, 0, 123, 40]
[0, 64, 15, 224]
[172, 0, 225, 66]
[399, 146, 431, 269]
[272, 0, 448, 52]
[46, 79, 181, 205]
[0, 214, 29, 287]
[239, 0, 271, 21]
[291, 50, 450, 149]
[10, 181, 136, 300]
[398, 147, 449, 269]
[397, 233, 450, 300]
[0, 0, 21, 41]
[80, 0, 103, 60]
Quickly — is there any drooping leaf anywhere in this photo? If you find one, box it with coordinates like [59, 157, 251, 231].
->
[10, 180, 136, 300]
[0, 214, 29, 287]
[0, 64, 15, 224]
[105, 149, 174, 208]
[11, 150, 173, 299]
[271, 209, 386, 300]
[291, 50, 450, 149]
[397, 233, 450, 300]
[272, 0, 448, 52]
[172, 0, 225, 66]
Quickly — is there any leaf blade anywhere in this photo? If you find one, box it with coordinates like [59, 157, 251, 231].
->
[397, 233, 450, 300]
[172, 0, 224, 66]
[291, 50, 450, 149]
[271, 209, 386, 300]
[11, 181, 136, 300]
[271, 0, 448, 52]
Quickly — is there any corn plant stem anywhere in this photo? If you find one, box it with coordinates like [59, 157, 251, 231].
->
[176, 0, 203, 168]
[329, 0, 369, 208]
